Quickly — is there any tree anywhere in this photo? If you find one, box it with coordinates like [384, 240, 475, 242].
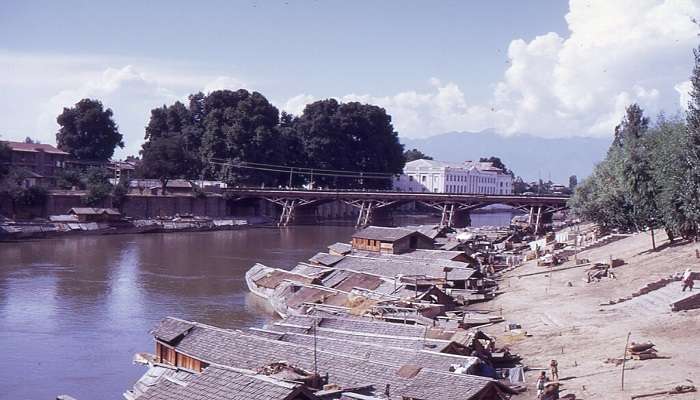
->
[612, 103, 648, 148]
[568, 175, 578, 190]
[56, 98, 124, 161]
[682, 45, 700, 234]
[0, 140, 11, 182]
[293, 99, 405, 189]
[404, 148, 433, 162]
[142, 90, 288, 186]
[82, 167, 112, 206]
[140, 135, 192, 193]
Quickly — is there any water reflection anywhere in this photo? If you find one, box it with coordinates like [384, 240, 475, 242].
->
[0, 226, 355, 400]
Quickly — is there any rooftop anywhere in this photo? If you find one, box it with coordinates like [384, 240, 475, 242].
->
[149, 317, 501, 400]
[136, 365, 316, 400]
[352, 226, 425, 242]
[3, 141, 68, 155]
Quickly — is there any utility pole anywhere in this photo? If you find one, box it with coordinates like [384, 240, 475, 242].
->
[288, 167, 293, 188]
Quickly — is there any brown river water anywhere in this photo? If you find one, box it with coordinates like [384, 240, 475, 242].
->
[0, 213, 512, 399]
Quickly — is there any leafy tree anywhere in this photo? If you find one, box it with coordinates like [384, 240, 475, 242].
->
[568, 175, 578, 190]
[112, 177, 130, 210]
[647, 116, 693, 241]
[56, 98, 124, 161]
[293, 99, 405, 189]
[140, 135, 192, 193]
[681, 45, 700, 234]
[404, 148, 433, 162]
[612, 103, 648, 148]
[617, 104, 659, 247]
[82, 167, 112, 206]
[198, 90, 282, 184]
[55, 168, 83, 190]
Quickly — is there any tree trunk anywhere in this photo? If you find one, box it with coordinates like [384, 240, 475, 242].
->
[161, 179, 168, 195]
[650, 225, 656, 250]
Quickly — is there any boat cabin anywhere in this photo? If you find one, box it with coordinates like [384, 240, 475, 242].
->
[351, 226, 433, 254]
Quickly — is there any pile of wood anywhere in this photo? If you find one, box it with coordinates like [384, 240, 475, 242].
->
[627, 342, 658, 360]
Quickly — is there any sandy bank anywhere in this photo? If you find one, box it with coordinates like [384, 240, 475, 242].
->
[473, 230, 700, 400]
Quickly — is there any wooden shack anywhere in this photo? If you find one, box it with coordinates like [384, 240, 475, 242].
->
[351, 226, 434, 254]
[67, 207, 122, 223]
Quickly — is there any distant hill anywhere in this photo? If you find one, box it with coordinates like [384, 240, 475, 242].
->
[401, 130, 611, 183]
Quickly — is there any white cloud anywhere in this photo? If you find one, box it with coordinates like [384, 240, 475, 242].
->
[0, 52, 248, 157]
[282, 94, 316, 116]
[283, 0, 700, 139]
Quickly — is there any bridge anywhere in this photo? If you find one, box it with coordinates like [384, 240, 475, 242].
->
[224, 188, 569, 230]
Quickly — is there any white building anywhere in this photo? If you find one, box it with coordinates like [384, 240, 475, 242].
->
[393, 159, 514, 194]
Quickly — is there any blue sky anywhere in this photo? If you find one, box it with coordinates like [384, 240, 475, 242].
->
[1, 0, 699, 157]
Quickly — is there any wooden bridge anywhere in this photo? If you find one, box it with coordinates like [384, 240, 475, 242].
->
[224, 188, 569, 230]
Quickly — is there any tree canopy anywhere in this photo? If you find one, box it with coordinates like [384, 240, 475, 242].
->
[292, 99, 405, 189]
[139, 92, 405, 189]
[56, 99, 124, 161]
[140, 134, 193, 193]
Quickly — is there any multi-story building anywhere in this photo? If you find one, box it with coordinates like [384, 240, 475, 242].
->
[393, 159, 513, 194]
[2, 141, 68, 186]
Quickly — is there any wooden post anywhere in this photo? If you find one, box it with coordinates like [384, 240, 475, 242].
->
[621, 331, 631, 391]
[534, 206, 542, 235]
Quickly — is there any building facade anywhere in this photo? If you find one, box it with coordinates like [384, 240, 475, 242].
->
[2, 141, 68, 186]
[393, 159, 514, 194]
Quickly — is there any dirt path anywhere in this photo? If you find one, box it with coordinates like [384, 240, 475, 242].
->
[473, 231, 700, 400]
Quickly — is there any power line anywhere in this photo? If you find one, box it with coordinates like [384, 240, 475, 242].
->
[209, 158, 396, 178]
[208, 159, 396, 180]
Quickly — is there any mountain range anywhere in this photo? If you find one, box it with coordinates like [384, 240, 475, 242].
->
[401, 130, 611, 183]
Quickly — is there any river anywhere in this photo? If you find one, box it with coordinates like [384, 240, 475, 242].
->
[0, 212, 514, 399]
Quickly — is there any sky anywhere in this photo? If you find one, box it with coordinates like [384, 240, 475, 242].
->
[1, 0, 699, 158]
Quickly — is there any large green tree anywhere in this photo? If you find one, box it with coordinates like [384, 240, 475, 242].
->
[293, 99, 405, 189]
[681, 45, 700, 233]
[140, 134, 194, 194]
[56, 99, 124, 161]
[142, 90, 286, 185]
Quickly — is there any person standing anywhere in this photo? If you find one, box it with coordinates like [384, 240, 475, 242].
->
[682, 268, 694, 292]
[536, 371, 548, 398]
[550, 359, 559, 381]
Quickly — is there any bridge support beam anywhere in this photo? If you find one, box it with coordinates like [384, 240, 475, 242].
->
[344, 200, 397, 227]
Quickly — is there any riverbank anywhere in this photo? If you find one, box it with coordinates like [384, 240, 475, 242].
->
[471, 230, 700, 399]
[0, 217, 272, 242]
